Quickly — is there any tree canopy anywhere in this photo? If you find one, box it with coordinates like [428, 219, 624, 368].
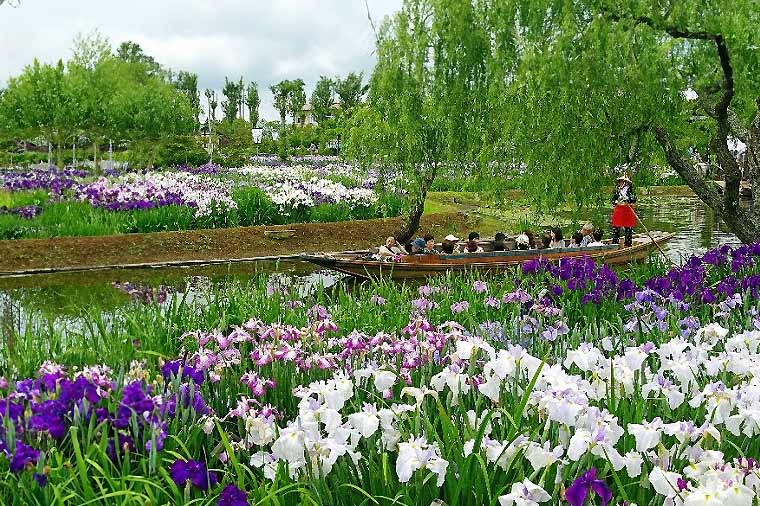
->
[350, 0, 760, 243]
[246, 82, 260, 127]
[347, 0, 491, 241]
[222, 77, 244, 122]
[311, 76, 334, 125]
[335, 72, 368, 116]
[0, 35, 196, 157]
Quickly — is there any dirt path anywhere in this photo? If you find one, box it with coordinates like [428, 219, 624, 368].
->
[0, 212, 471, 274]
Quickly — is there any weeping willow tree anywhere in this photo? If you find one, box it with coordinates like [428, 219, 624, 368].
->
[503, 0, 760, 243]
[352, 0, 760, 243]
[347, 0, 493, 242]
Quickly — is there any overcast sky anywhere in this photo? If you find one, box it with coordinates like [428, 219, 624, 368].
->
[0, 0, 402, 120]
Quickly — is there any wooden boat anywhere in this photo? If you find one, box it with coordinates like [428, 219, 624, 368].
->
[300, 231, 676, 280]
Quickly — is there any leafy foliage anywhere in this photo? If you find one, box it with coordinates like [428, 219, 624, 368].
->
[351, 0, 760, 242]
[311, 76, 335, 125]
[245, 82, 260, 127]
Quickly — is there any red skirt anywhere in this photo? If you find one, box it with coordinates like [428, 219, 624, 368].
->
[611, 204, 636, 228]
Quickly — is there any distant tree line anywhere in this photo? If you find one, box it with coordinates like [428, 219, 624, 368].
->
[0, 29, 370, 167]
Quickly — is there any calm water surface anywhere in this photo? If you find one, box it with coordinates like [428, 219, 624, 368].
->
[0, 194, 745, 334]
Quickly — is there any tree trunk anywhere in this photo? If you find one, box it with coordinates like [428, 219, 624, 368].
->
[395, 165, 437, 244]
[396, 192, 427, 245]
[655, 125, 760, 244]
[747, 100, 760, 213]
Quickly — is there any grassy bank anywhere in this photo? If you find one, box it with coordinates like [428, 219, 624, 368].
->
[0, 212, 469, 274]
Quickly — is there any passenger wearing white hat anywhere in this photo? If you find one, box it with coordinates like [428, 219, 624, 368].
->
[441, 234, 459, 254]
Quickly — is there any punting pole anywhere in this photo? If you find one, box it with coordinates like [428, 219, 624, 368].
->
[627, 204, 674, 267]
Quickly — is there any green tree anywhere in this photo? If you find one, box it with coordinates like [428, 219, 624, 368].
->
[0, 43, 195, 168]
[270, 81, 290, 127]
[116, 41, 166, 78]
[311, 76, 334, 125]
[0, 59, 73, 162]
[496, 0, 760, 243]
[246, 82, 260, 127]
[71, 30, 111, 71]
[222, 77, 244, 122]
[287, 79, 307, 126]
[174, 71, 200, 129]
[348, 0, 490, 242]
[335, 72, 368, 116]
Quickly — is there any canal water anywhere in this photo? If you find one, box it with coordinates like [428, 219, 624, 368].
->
[0, 194, 744, 333]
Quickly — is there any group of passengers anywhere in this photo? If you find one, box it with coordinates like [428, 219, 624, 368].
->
[377, 224, 606, 259]
[378, 232, 485, 259]
[513, 223, 605, 251]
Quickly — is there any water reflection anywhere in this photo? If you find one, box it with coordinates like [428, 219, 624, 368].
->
[582, 194, 741, 263]
[0, 194, 746, 333]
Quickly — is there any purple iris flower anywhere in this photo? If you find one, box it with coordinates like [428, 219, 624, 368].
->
[29, 400, 68, 439]
[0, 398, 24, 422]
[169, 459, 218, 491]
[173, 383, 211, 416]
[700, 288, 716, 304]
[218, 484, 249, 506]
[63, 376, 102, 404]
[522, 259, 540, 275]
[106, 435, 136, 462]
[565, 468, 612, 506]
[161, 361, 205, 385]
[114, 382, 155, 429]
[9, 441, 40, 473]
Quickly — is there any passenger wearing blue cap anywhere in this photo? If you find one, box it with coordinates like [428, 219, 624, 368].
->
[411, 237, 427, 254]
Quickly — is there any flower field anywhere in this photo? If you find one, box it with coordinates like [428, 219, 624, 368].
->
[0, 158, 403, 239]
[3, 244, 760, 505]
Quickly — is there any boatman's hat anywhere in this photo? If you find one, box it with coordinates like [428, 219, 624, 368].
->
[616, 173, 632, 184]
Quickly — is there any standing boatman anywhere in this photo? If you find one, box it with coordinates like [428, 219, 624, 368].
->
[611, 173, 637, 247]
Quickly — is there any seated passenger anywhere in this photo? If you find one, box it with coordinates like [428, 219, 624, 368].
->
[423, 233, 438, 254]
[549, 227, 564, 249]
[441, 239, 456, 254]
[493, 232, 506, 251]
[522, 230, 537, 249]
[515, 234, 530, 250]
[465, 231, 481, 253]
[411, 238, 427, 254]
[404, 242, 414, 254]
[466, 239, 484, 253]
[441, 234, 459, 254]
[579, 223, 594, 247]
[570, 232, 584, 247]
[540, 233, 551, 249]
[588, 230, 605, 247]
[378, 236, 405, 258]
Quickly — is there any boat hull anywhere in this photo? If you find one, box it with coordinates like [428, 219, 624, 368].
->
[301, 232, 676, 280]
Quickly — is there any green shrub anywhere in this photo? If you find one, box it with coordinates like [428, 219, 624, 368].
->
[125, 205, 196, 233]
[0, 214, 31, 239]
[310, 203, 350, 223]
[157, 136, 209, 167]
[232, 187, 279, 226]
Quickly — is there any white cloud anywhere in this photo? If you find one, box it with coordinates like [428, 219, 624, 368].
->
[0, 0, 402, 121]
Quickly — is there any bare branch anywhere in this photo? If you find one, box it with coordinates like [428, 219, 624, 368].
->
[363, 0, 379, 44]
